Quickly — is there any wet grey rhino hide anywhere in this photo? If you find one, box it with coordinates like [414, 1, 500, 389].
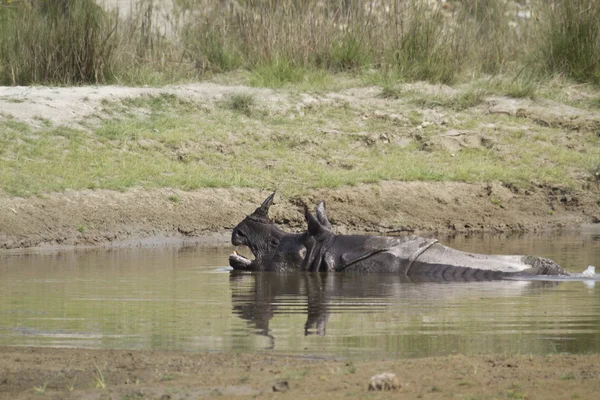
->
[298, 205, 567, 276]
[229, 195, 568, 277]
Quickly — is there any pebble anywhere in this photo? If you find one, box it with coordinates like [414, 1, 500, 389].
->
[273, 380, 289, 392]
[368, 372, 400, 391]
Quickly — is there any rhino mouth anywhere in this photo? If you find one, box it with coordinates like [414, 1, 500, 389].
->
[229, 250, 254, 270]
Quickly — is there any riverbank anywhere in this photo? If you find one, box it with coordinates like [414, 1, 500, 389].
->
[1, 182, 599, 250]
[1, 77, 599, 249]
[1, 347, 599, 400]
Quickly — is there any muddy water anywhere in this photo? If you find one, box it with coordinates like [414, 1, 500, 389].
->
[1, 227, 599, 359]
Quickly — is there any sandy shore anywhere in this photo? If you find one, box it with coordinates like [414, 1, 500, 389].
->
[1, 347, 599, 399]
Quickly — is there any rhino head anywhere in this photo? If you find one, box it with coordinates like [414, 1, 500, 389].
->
[229, 194, 332, 271]
[231, 193, 281, 255]
[229, 193, 286, 270]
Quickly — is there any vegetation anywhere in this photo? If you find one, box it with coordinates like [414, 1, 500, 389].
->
[0, 1, 599, 197]
[0, 87, 598, 196]
[540, 0, 600, 85]
[0, 0, 117, 85]
[221, 92, 256, 116]
[0, 0, 598, 86]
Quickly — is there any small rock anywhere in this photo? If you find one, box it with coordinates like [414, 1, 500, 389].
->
[273, 380, 289, 392]
[368, 372, 400, 391]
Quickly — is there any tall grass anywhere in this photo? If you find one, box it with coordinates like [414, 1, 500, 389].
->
[0, 0, 194, 85]
[0, 0, 599, 86]
[538, 0, 600, 84]
[109, 1, 196, 85]
[392, 0, 464, 83]
[457, 0, 514, 75]
[0, 0, 118, 85]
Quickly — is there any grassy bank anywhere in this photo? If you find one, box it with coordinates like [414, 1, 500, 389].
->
[0, 1, 599, 198]
[0, 0, 599, 87]
[1, 79, 598, 197]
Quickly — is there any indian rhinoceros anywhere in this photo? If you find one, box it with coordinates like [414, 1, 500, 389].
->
[229, 194, 568, 278]
[229, 193, 332, 272]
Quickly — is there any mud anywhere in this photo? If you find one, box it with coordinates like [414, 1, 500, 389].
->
[0, 181, 599, 250]
[1, 347, 599, 399]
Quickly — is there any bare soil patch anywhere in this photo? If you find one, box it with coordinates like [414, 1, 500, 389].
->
[1, 347, 599, 400]
[0, 83, 286, 130]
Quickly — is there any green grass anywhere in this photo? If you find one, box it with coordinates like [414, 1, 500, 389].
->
[221, 92, 256, 116]
[390, 1, 462, 85]
[94, 364, 106, 389]
[160, 374, 181, 382]
[479, 73, 541, 99]
[328, 35, 373, 72]
[380, 85, 404, 100]
[0, 0, 117, 85]
[1, 86, 598, 197]
[247, 61, 338, 90]
[31, 379, 52, 395]
[411, 89, 487, 111]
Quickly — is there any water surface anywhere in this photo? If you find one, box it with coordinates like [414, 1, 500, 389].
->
[1, 227, 599, 359]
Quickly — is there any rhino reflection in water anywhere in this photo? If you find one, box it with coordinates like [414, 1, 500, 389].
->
[229, 193, 568, 278]
[230, 271, 331, 340]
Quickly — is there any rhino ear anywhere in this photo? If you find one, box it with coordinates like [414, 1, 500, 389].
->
[304, 204, 326, 237]
[252, 192, 275, 218]
[315, 201, 332, 230]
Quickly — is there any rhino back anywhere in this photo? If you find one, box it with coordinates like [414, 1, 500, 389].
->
[411, 243, 567, 277]
[328, 235, 437, 273]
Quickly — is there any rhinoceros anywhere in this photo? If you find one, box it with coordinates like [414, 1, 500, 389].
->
[229, 194, 568, 278]
[229, 192, 332, 272]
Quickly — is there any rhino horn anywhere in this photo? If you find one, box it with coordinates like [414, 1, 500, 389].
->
[252, 192, 275, 218]
[315, 201, 332, 230]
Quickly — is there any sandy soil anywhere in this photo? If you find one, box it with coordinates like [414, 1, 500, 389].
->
[1, 347, 599, 400]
